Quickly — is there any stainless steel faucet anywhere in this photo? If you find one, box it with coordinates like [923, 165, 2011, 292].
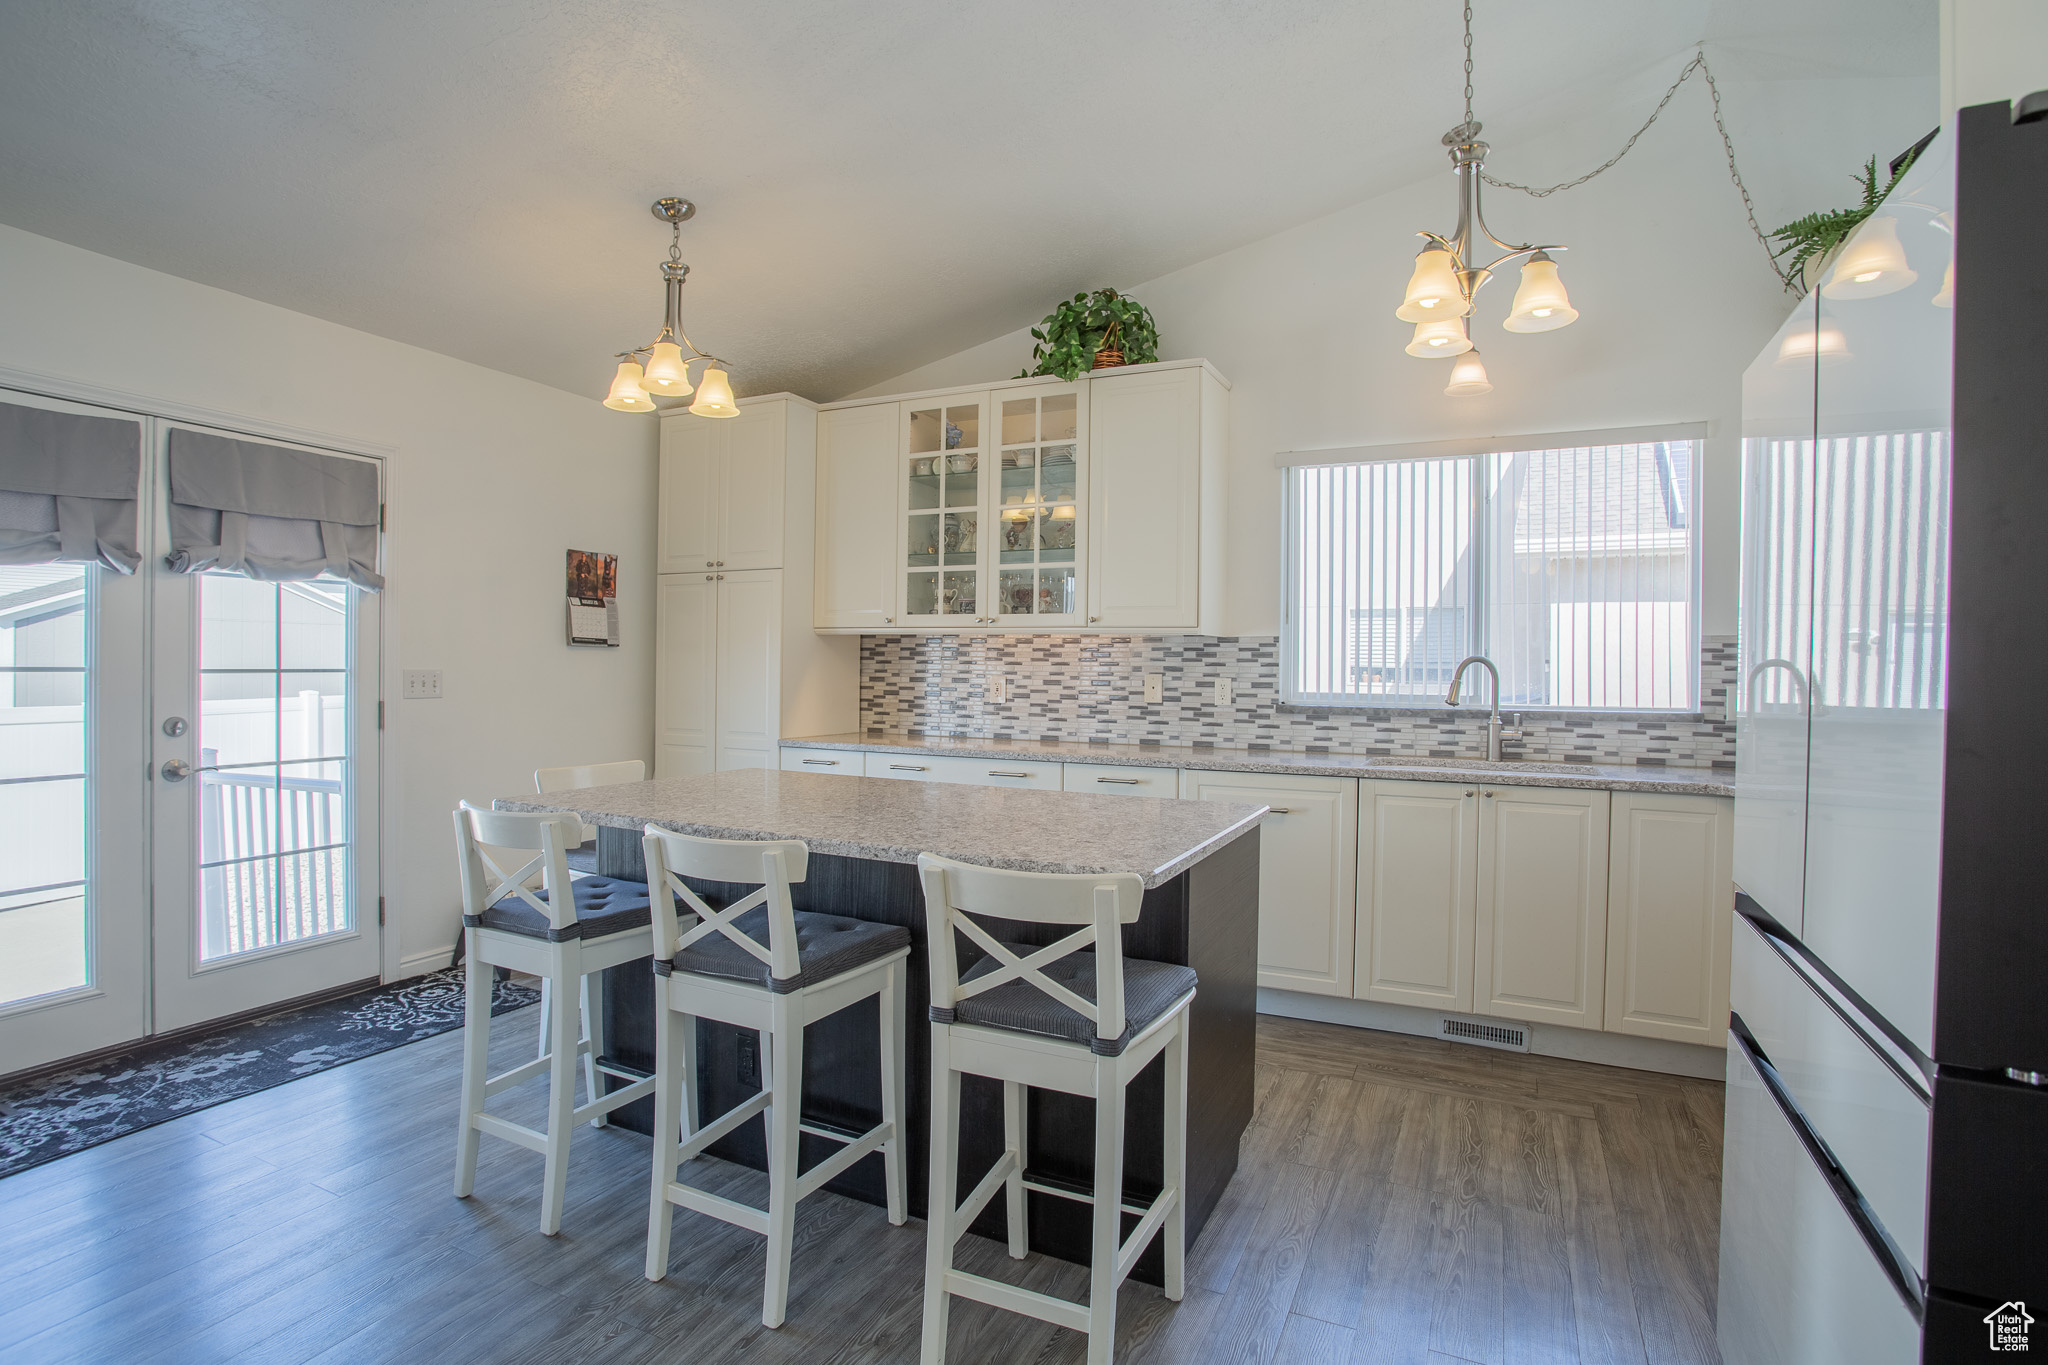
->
[1445, 655, 1505, 762]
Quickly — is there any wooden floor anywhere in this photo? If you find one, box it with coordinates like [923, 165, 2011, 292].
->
[0, 1009, 1724, 1365]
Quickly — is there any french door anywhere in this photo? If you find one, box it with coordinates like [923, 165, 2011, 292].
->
[0, 392, 382, 1075]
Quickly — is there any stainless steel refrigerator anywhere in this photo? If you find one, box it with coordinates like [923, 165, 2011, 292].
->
[1721, 94, 2048, 1364]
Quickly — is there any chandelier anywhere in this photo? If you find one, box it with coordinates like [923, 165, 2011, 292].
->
[1396, 3, 1578, 396]
[602, 197, 739, 418]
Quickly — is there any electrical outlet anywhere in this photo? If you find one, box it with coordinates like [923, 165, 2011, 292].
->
[736, 1032, 759, 1087]
[990, 675, 1008, 704]
[1213, 677, 1234, 706]
[1143, 674, 1164, 704]
[401, 669, 443, 700]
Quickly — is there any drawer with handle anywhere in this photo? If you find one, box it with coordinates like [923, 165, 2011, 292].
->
[922, 754, 1064, 789]
[779, 747, 866, 775]
[1063, 762, 1181, 797]
[862, 751, 946, 781]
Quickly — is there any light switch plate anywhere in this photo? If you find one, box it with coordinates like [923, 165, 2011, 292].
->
[1143, 674, 1164, 704]
[1213, 677, 1234, 706]
[402, 669, 443, 699]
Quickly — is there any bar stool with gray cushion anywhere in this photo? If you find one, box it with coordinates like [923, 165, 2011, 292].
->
[642, 827, 912, 1329]
[450, 802, 656, 1236]
[915, 853, 1195, 1365]
[530, 760, 647, 1065]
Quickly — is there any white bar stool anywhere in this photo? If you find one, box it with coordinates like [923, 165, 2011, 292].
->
[530, 760, 647, 1064]
[915, 853, 1196, 1365]
[450, 802, 657, 1235]
[642, 827, 913, 1328]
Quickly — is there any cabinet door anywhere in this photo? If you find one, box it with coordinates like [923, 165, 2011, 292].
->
[1181, 770, 1356, 997]
[713, 570, 781, 771]
[658, 417, 722, 575]
[1606, 792, 1733, 1046]
[779, 747, 865, 775]
[990, 385, 1087, 626]
[1088, 366, 1200, 629]
[900, 395, 991, 626]
[654, 574, 717, 778]
[1357, 780, 1477, 1012]
[1475, 786, 1610, 1029]
[719, 402, 787, 571]
[815, 403, 899, 629]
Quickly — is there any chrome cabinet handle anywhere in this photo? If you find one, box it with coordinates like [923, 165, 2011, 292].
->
[1090, 615, 1102, 623]
[1464, 789, 1475, 797]
[988, 770, 1030, 778]
[889, 764, 928, 772]
[1484, 790, 1495, 797]
[801, 759, 839, 766]
[160, 758, 193, 782]
[1267, 807, 1293, 815]
[1095, 777, 1141, 785]
[706, 560, 715, 567]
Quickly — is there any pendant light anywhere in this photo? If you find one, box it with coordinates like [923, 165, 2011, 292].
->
[601, 197, 740, 417]
[1821, 216, 1918, 299]
[1776, 321, 1851, 366]
[1444, 350, 1493, 395]
[1395, 3, 1575, 392]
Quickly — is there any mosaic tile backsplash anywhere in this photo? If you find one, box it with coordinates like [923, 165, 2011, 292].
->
[859, 635, 1738, 769]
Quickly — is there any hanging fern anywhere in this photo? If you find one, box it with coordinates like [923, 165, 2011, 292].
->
[1768, 151, 1919, 289]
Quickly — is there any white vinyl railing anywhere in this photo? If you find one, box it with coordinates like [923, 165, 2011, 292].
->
[199, 748, 347, 959]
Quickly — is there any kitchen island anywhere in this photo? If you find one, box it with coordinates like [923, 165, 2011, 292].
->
[500, 767, 1263, 1283]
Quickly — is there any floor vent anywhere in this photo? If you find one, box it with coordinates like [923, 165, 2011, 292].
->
[1439, 1016, 1531, 1052]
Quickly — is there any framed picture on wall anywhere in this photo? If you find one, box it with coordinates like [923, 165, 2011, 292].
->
[566, 549, 619, 647]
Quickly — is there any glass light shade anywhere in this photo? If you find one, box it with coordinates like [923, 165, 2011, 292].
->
[1776, 322, 1851, 367]
[1503, 253, 1578, 332]
[1821, 216, 1917, 299]
[1444, 349, 1493, 396]
[687, 365, 740, 418]
[641, 340, 694, 395]
[1404, 316, 1473, 358]
[1396, 244, 1465, 322]
[603, 359, 655, 411]
[1932, 257, 1954, 308]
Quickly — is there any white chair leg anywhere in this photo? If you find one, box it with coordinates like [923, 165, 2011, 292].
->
[920, 1029, 960, 1365]
[1003, 1079, 1028, 1259]
[581, 971, 607, 1128]
[536, 975, 551, 1060]
[762, 996, 803, 1328]
[452, 932, 491, 1198]
[1088, 1060, 1126, 1365]
[646, 986, 684, 1282]
[680, 1011, 701, 1137]
[880, 960, 907, 1226]
[538, 953, 581, 1236]
[1163, 1018, 1188, 1302]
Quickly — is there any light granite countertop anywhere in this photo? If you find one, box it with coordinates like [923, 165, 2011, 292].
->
[498, 767, 1268, 889]
[782, 731, 1734, 798]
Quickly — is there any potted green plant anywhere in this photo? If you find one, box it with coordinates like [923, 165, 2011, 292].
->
[1019, 288, 1161, 381]
[1768, 151, 1920, 292]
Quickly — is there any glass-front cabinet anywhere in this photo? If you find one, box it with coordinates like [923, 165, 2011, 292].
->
[896, 382, 1087, 627]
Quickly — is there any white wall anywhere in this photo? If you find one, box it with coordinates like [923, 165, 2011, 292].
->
[844, 54, 1937, 641]
[1942, 0, 2048, 115]
[0, 223, 658, 975]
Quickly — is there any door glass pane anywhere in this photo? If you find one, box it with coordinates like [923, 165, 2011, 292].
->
[942, 512, 977, 567]
[1001, 398, 1037, 445]
[198, 574, 353, 961]
[999, 568, 1036, 615]
[941, 571, 977, 617]
[1042, 394, 1078, 442]
[1040, 567, 1077, 615]
[1000, 511, 1038, 564]
[908, 408, 943, 454]
[944, 405, 979, 450]
[906, 572, 940, 616]
[0, 565, 91, 1006]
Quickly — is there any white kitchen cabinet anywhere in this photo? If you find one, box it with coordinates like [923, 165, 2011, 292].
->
[654, 393, 857, 780]
[1356, 779, 1479, 1012]
[814, 401, 901, 630]
[1180, 769, 1357, 997]
[1087, 364, 1226, 632]
[1063, 762, 1180, 797]
[1474, 785, 1611, 1029]
[780, 747, 865, 775]
[1606, 791, 1735, 1046]
[658, 396, 811, 574]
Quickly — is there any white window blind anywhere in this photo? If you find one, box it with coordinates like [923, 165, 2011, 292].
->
[1282, 425, 1702, 711]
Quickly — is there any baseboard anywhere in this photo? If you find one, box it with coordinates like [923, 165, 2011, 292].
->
[398, 946, 457, 980]
[1256, 988, 1728, 1081]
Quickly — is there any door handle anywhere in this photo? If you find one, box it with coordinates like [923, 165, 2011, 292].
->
[160, 758, 194, 782]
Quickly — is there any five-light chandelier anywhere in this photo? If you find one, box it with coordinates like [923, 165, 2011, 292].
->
[1395, 3, 1577, 397]
[602, 197, 739, 418]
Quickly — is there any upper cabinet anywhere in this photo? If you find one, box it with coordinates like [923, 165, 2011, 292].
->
[811, 359, 1227, 634]
[659, 398, 812, 574]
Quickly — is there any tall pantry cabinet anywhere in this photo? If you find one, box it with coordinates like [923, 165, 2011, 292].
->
[654, 395, 857, 778]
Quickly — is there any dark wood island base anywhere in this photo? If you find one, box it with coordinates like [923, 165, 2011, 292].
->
[592, 825, 1258, 1287]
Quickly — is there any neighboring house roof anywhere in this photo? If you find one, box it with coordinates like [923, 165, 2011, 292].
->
[0, 570, 85, 626]
[1507, 440, 1692, 558]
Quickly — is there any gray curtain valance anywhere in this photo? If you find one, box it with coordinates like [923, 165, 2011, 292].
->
[0, 400, 143, 573]
[166, 430, 383, 591]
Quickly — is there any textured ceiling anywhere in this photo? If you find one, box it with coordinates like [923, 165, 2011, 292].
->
[0, 1, 1932, 403]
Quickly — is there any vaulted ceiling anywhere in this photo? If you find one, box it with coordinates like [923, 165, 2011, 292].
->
[0, 1, 1932, 403]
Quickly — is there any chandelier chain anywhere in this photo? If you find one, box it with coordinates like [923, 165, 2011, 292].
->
[1478, 46, 1789, 287]
[1462, 2, 1475, 130]
[668, 219, 683, 265]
